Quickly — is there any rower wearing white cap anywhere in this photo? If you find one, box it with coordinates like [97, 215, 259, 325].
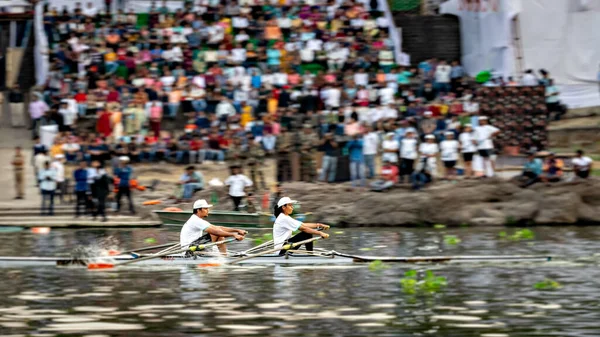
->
[273, 197, 330, 255]
[180, 199, 246, 255]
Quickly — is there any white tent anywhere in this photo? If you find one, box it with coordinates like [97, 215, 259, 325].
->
[0, 0, 31, 12]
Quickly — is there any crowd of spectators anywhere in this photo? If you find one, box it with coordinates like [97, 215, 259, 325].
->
[23, 0, 571, 198]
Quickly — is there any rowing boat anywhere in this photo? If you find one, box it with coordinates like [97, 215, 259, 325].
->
[0, 253, 552, 268]
[153, 210, 312, 227]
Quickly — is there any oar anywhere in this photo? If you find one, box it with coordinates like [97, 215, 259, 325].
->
[229, 236, 322, 265]
[108, 242, 180, 256]
[88, 238, 237, 269]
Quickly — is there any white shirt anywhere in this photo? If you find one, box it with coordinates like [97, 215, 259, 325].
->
[300, 49, 315, 62]
[522, 73, 538, 86]
[38, 168, 57, 191]
[459, 132, 477, 153]
[59, 108, 77, 126]
[354, 73, 369, 86]
[325, 88, 341, 108]
[419, 142, 439, 158]
[440, 140, 459, 161]
[378, 87, 395, 105]
[273, 213, 302, 250]
[435, 65, 452, 83]
[51, 161, 65, 182]
[230, 48, 247, 63]
[463, 101, 479, 113]
[180, 215, 211, 247]
[225, 174, 253, 197]
[400, 138, 418, 160]
[34, 154, 50, 171]
[572, 156, 593, 171]
[306, 39, 323, 51]
[382, 139, 399, 163]
[62, 143, 80, 153]
[363, 132, 379, 155]
[474, 125, 500, 150]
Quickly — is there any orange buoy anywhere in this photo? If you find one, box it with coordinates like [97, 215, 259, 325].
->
[31, 227, 51, 234]
[197, 263, 221, 267]
[142, 200, 162, 205]
[87, 263, 115, 270]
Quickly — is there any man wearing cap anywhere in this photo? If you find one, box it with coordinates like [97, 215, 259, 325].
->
[273, 197, 329, 254]
[180, 199, 246, 255]
[474, 116, 500, 177]
[114, 156, 135, 214]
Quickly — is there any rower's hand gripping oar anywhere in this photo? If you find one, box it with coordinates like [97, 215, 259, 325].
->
[228, 236, 325, 265]
[88, 238, 237, 270]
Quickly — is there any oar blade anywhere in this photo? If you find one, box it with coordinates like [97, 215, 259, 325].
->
[87, 262, 115, 270]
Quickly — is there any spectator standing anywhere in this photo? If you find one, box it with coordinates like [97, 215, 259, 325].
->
[545, 79, 561, 120]
[435, 60, 452, 94]
[319, 133, 338, 183]
[34, 150, 50, 187]
[381, 132, 399, 164]
[51, 154, 66, 204]
[225, 165, 253, 211]
[346, 135, 365, 188]
[73, 161, 90, 217]
[474, 116, 500, 177]
[29, 94, 49, 139]
[8, 85, 25, 127]
[399, 128, 418, 183]
[440, 132, 459, 180]
[572, 150, 593, 179]
[114, 156, 135, 214]
[38, 161, 57, 216]
[12, 147, 25, 200]
[362, 125, 379, 179]
[459, 124, 477, 178]
[91, 161, 111, 222]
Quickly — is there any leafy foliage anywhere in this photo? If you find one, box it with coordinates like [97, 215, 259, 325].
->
[400, 270, 447, 294]
[444, 235, 461, 245]
[534, 279, 562, 290]
[368, 260, 389, 272]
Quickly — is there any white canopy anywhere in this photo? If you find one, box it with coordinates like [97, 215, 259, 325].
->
[0, 0, 30, 7]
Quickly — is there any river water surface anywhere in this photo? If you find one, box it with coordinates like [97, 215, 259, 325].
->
[1, 226, 599, 336]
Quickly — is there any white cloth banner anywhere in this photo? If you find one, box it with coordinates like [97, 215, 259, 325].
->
[40, 124, 59, 149]
[440, 0, 520, 80]
[34, 2, 49, 87]
[519, 0, 600, 108]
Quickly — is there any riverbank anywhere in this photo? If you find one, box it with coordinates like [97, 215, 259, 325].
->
[140, 175, 600, 227]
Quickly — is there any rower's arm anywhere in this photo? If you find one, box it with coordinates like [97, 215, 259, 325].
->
[214, 225, 248, 235]
[205, 225, 242, 238]
[302, 223, 330, 230]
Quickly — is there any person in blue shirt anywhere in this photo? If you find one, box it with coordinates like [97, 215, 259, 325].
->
[114, 156, 136, 214]
[73, 160, 90, 217]
[346, 135, 365, 187]
[519, 152, 543, 188]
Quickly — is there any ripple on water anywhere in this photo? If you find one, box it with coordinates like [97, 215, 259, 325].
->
[218, 324, 271, 331]
[130, 304, 185, 311]
[431, 315, 482, 322]
[73, 307, 119, 313]
[42, 322, 145, 332]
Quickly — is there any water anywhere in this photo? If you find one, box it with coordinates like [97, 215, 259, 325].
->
[1, 226, 600, 336]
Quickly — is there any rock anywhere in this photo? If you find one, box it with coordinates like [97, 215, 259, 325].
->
[141, 178, 600, 226]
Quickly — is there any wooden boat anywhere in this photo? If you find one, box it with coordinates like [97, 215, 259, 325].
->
[0, 253, 553, 268]
[153, 210, 312, 227]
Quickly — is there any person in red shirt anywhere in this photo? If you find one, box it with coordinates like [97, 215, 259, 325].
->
[370, 160, 399, 192]
[106, 87, 120, 103]
[189, 135, 205, 164]
[74, 89, 88, 116]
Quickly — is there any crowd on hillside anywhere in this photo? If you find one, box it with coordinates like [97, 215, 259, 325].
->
[16, 0, 585, 209]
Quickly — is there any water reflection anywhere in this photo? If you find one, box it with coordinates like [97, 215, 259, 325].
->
[1, 227, 600, 336]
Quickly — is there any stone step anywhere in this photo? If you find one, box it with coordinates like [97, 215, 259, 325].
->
[0, 218, 160, 227]
[0, 215, 142, 222]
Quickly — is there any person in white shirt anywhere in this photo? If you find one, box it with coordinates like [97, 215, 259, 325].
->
[272, 197, 330, 253]
[378, 86, 395, 105]
[474, 116, 500, 177]
[435, 60, 452, 94]
[400, 128, 418, 183]
[440, 132, 460, 179]
[418, 134, 439, 178]
[382, 132, 399, 164]
[224, 166, 253, 211]
[180, 199, 246, 255]
[354, 69, 369, 87]
[572, 150, 593, 179]
[362, 125, 379, 178]
[459, 124, 477, 178]
[38, 161, 57, 216]
[82, 2, 98, 17]
[51, 154, 66, 204]
[521, 69, 538, 86]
